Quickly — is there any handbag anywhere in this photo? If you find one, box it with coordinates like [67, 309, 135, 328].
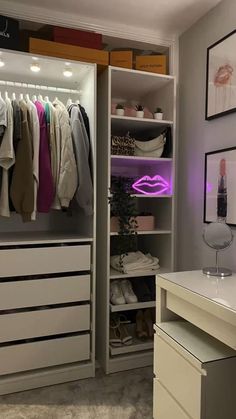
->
[111, 132, 135, 156]
[134, 133, 166, 158]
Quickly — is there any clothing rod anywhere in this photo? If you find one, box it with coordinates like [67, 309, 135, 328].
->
[0, 80, 82, 95]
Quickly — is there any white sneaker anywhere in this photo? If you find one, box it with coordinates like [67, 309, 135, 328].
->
[120, 280, 138, 304]
[110, 281, 126, 305]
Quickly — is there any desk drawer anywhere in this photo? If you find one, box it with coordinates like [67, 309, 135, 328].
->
[0, 275, 90, 310]
[0, 245, 90, 277]
[155, 332, 202, 419]
[0, 305, 90, 343]
[0, 334, 90, 376]
[154, 379, 190, 419]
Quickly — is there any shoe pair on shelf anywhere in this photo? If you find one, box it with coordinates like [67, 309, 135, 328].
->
[110, 314, 132, 347]
[110, 279, 138, 305]
[132, 277, 155, 302]
[136, 309, 155, 340]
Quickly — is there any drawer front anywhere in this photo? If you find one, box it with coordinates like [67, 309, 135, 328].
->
[0, 305, 90, 343]
[155, 333, 202, 419]
[0, 245, 90, 277]
[154, 379, 190, 419]
[0, 334, 90, 375]
[0, 275, 90, 310]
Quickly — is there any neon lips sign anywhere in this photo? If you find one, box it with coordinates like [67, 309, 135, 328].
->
[132, 175, 170, 195]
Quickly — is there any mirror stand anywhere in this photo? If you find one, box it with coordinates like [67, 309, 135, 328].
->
[203, 250, 232, 277]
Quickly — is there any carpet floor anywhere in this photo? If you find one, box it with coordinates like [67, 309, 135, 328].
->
[0, 367, 153, 419]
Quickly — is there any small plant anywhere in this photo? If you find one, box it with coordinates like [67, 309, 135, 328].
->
[116, 103, 125, 110]
[109, 176, 138, 271]
[155, 107, 163, 113]
[135, 104, 144, 111]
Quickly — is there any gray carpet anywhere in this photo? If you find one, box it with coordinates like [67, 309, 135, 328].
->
[0, 367, 153, 419]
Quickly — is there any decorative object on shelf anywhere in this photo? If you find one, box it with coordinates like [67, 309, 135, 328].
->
[153, 107, 163, 120]
[206, 30, 236, 120]
[202, 221, 233, 277]
[109, 176, 138, 265]
[135, 104, 144, 118]
[204, 146, 236, 225]
[111, 214, 155, 232]
[132, 175, 170, 195]
[115, 103, 125, 116]
[134, 132, 166, 158]
[111, 133, 135, 156]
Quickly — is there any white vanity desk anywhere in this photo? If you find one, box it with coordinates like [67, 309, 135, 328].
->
[153, 270, 236, 419]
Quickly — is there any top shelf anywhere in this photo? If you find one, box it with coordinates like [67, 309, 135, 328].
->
[111, 115, 173, 134]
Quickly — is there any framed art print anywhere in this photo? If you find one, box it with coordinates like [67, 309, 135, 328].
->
[206, 30, 236, 120]
[204, 146, 236, 226]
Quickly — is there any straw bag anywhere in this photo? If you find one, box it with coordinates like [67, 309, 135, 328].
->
[134, 133, 166, 158]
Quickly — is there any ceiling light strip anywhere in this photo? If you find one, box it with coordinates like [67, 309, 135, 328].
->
[0, 80, 81, 94]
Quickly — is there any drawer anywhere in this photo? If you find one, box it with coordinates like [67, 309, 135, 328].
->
[0, 275, 90, 310]
[155, 332, 202, 419]
[0, 334, 90, 375]
[0, 245, 90, 277]
[154, 379, 190, 419]
[0, 305, 90, 343]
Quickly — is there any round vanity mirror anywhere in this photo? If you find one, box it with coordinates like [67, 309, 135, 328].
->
[203, 222, 233, 277]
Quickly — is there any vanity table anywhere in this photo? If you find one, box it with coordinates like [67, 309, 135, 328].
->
[153, 271, 236, 419]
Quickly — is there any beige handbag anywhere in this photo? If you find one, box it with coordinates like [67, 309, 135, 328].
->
[134, 134, 166, 158]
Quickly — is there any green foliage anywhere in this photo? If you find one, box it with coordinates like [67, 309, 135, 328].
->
[155, 107, 163, 113]
[109, 177, 138, 262]
[116, 103, 125, 110]
[135, 104, 144, 111]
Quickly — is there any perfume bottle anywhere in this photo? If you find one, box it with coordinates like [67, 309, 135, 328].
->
[217, 158, 227, 221]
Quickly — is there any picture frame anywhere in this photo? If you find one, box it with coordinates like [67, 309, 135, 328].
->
[204, 146, 236, 226]
[205, 29, 236, 120]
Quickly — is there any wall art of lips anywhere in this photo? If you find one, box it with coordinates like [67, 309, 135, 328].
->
[132, 175, 170, 195]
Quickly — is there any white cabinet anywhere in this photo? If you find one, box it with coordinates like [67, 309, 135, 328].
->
[154, 321, 236, 419]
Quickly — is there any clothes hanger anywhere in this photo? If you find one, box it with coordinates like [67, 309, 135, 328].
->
[5, 91, 9, 100]
[75, 99, 80, 105]
[12, 92, 16, 101]
[25, 93, 30, 103]
[32, 95, 37, 102]
[44, 96, 50, 102]
[66, 98, 73, 107]
[19, 93, 24, 101]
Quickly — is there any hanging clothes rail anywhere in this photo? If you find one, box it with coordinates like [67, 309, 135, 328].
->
[0, 80, 82, 95]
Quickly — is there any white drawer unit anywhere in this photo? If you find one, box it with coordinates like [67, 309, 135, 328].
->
[0, 275, 90, 310]
[153, 322, 236, 419]
[0, 305, 90, 343]
[0, 334, 90, 376]
[0, 244, 90, 277]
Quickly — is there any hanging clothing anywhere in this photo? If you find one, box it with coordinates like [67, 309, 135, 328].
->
[26, 100, 40, 220]
[0, 96, 7, 139]
[10, 100, 34, 222]
[68, 104, 93, 216]
[45, 102, 59, 196]
[0, 98, 14, 217]
[79, 104, 93, 178]
[53, 99, 77, 209]
[35, 101, 54, 213]
[8, 100, 22, 211]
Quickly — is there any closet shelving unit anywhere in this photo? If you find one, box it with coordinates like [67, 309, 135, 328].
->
[97, 66, 176, 374]
[0, 49, 96, 394]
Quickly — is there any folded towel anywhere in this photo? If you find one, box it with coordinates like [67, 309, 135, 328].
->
[110, 251, 160, 273]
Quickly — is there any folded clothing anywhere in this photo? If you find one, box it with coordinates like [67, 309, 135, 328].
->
[110, 251, 160, 274]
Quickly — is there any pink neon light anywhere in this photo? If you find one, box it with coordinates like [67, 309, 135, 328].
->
[132, 175, 170, 195]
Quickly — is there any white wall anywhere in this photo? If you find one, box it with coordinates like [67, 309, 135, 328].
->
[178, 0, 236, 272]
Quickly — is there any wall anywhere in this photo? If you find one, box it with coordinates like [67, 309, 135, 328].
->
[178, 0, 236, 271]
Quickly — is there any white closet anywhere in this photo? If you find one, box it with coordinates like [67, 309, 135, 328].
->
[96, 66, 176, 374]
[0, 49, 96, 394]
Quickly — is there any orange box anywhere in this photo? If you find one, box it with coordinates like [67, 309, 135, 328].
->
[135, 55, 167, 74]
[29, 38, 109, 67]
[110, 51, 133, 69]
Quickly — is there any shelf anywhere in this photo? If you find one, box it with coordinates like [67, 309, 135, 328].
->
[111, 114, 173, 133]
[110, 267, 170, 279]
[132, 194, 172, 198]
[110, 301, 156, 312]
[110, 339, 153, 356]
[111, 154, 172, 162]
[110, 229, 172, 236]
[0, 232, 93, 246]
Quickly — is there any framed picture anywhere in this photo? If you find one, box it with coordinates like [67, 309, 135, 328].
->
[204, 146, 236, 226]
[206, 30, 236, 120]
